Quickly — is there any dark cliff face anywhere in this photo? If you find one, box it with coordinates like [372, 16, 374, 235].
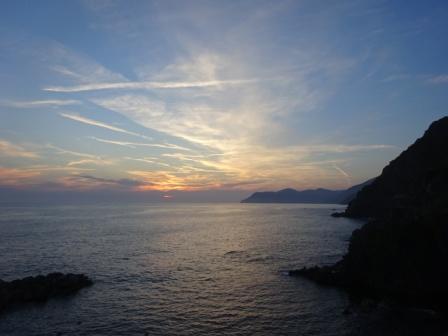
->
[292, 116, 448, 310]
[344, 116, 448, 218]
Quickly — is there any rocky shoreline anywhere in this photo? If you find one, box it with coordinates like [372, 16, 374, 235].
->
[0, 273, 92, 312]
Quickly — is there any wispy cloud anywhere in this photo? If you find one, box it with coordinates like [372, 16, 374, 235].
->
[90, 136, 191, 151]
[68, 174, 152, 189]
[0, 167, 41, 186]
[48, 43, 127, 84]
[46, 144, 98, 159]
[1, 99, 80, 108]
[381, 74, 411, 83]
[0, 140, 39, 158]
[44, 144, 114, 166]
[125, 157, 171, 167]
[0, 165, 93, 188]
[162, 153, 206, 161]
[23, 165, 95, 172]
[427, 74, 448, 84]
[43, 79, 258, 93]
[59, 113, 150, 139]
[67, 158, 114, 167]
[294, 144, 396, 153]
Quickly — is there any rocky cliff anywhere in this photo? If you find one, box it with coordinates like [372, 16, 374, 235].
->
[291, 116, 448, 310]
[344, 116, 448, 218]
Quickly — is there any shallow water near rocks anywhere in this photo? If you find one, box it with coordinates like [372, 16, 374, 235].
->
[0, 203, 446, 335]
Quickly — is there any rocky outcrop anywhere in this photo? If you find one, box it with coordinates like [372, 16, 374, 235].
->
[291, 116, 448, 310]
[0, 273, 92, 312]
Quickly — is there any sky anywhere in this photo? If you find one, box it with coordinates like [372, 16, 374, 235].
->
[0, 0, 447, 202]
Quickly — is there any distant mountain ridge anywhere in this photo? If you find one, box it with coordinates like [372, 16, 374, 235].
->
[241, 179, 374, 204]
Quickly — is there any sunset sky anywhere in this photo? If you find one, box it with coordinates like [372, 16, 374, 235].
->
[1, 0, 447, 201]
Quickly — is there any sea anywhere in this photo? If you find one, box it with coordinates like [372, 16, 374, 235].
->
[0, 203, 446, 336]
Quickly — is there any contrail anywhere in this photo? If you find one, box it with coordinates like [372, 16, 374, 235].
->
[332, 164, 352, 188]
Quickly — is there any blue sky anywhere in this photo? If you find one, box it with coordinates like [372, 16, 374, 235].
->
[0, 0, 447, 200]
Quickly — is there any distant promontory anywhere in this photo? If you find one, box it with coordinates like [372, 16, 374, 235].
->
[241, 179, 374, 204]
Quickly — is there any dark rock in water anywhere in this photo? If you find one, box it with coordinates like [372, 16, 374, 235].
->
[0, 273, 92, 312]
[330, 212, 346, 218]
[289, 265, 344, 286]
[292, 116, 448, 311]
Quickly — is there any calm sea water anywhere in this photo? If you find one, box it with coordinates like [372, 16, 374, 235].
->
[0, 203, 446, 336]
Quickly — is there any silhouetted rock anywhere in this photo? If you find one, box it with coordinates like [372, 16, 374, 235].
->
[241, 179, 374, 204]
[291, 116, 448, 310]
[289, 265, 344, 285]
[0, 273, 92, 312]
[330, 212, 346, 218]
